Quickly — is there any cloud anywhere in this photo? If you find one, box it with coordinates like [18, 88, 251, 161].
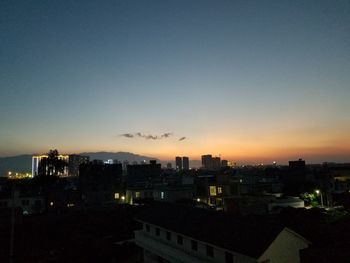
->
[161, 133, 172, 138]
[120, 133, 134, 138]
[179, 137, 186, 141]
[120, 132, 174, 140]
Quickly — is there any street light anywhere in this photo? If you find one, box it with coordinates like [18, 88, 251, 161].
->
[315, 189, 324, 207]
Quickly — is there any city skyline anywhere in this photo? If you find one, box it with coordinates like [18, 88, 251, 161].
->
[1, 1, 349, 163]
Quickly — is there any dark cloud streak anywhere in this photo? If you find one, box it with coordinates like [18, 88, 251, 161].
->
[120, 132, 174, 140]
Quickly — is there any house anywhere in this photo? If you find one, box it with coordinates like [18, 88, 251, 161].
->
[134, 204, 310, 263]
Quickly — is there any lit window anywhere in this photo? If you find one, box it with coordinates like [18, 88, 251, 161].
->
[218, 187, 222, 194]
[209, 186, 217, 196]
[135, 192, 141, 198]
[161, 192, 164, 199]
[114, 193, 120, 199]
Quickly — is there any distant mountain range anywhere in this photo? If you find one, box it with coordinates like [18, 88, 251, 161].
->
[0, 152, 158, 176]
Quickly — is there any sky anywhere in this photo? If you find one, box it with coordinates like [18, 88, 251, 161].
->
[1, 0, 349, 164]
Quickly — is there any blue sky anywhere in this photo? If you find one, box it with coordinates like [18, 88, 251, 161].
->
[1, 0, 349, 163]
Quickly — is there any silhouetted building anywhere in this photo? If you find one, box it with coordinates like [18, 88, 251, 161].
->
[201, 154, 213, 170]
[166, 163, 172, 169]
[127, 160, 161, 185]
[122, 160, 129, 171]
[175, 156, 182, 171]
[68, 154, 89, 177]
[182, 156, 189, 170]
[201, 155, 221, 170]
[212, 157, 221, 170]
[289, 159, 306, 169]
[79, 161, 123, 206]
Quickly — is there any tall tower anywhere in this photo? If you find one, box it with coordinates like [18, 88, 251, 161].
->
[201, 154, 213, 170]
[182, 156, 189, 170]
[175, 156, 182, 171]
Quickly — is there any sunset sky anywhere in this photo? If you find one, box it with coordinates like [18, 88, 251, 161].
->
[1, 0, 349, 163]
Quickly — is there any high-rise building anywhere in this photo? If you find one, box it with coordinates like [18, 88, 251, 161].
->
[182, 156, 189, 170]
[68, 154, 89, 177]
[212, 157, 221, 170]
[166, 163, 172, 169]
[201, 154, 213, 170]
[201, 155, 221, 170]
[175, 156, 182, 171]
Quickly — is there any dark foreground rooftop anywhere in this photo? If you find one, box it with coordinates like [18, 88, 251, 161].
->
[135, 203, 299, 258]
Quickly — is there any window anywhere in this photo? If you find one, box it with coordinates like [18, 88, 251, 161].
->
[225, 252, 234, 263]
[177, 235, 183, 245]
[217, 187, 222, 194]
[206, 245, 214, 257]
[114, 193, 120, 199]
[166, 231, 171, 241]
[155, 227, 160, 236]
[135, 191, 141, 198]
[191, 240, 198, 251]
[145, 224, 150, 232]
[209, 186, 217, 196]
[160, 191, 164, 199]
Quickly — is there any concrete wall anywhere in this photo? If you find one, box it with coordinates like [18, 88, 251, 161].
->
[258, 228, 310, 263]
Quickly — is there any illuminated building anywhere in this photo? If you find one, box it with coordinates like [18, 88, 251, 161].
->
[32, 154, 69, 177]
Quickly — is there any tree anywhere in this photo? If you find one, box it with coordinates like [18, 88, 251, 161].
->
[38, 149, 67, 177]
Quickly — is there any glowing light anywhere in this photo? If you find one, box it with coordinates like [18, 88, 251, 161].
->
[50, 201, 54, 206]
[209, 186, 217, 196]
[196, 198, 200, 202]
[121, 196, 125, 201]
[114, 193, 120, 199]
